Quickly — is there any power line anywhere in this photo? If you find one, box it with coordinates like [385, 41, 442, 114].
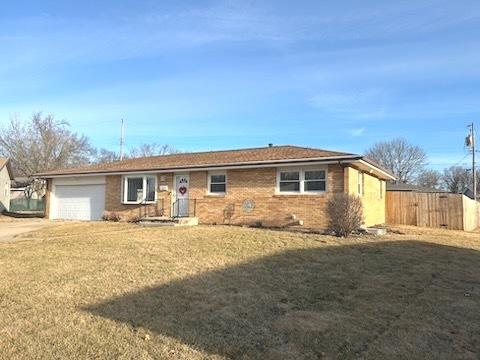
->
[452, 153, 470, 167]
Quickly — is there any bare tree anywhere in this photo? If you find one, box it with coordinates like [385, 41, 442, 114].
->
[442, 167, 480, 194]
[476, 169, 480, 195]
[477, 169, 480, 195]
[442, 166, 470, 193]
[129, 143, 181, 158]
[365, 138, 427, 184]
[94, 144, 183, 164]
[94, 148, 119, 164]
[0, 113, 95, 177]
[23, 178, 47, 206]
[416, 169, 442, 189]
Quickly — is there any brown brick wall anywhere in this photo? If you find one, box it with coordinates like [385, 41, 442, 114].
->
[71, 163, 385, 228]
[190, 165, 345, 228]
[102, 165, 345, 227]
[104, 173, 173, 220]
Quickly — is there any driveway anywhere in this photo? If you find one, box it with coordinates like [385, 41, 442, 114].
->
[0, 219, 52, 242]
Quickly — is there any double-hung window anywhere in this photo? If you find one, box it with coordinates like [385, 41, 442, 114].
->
[278, 168, 327, 193]
[209, 172, 226, 194]
[279, 171, 300, 192]
[304, 170, 326, 191]
[123, 175, 157, 204]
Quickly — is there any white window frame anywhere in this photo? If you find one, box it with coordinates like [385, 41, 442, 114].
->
[122, 175, 157, 204]
[207, 171, 227, 195]
[276, 166, 327, 195]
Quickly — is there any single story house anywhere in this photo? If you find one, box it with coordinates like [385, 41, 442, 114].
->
[36, 145, 395, 228]
[10, 177, 46, 200]
[0, 157, 13, 212]
[11, 177, 31, 200]
[386, 183, 447, 193]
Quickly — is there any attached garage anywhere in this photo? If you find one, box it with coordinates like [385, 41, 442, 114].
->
[50, 176, 106, 220]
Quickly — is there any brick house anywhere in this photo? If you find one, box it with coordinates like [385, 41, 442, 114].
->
[37, 145, 395, 228]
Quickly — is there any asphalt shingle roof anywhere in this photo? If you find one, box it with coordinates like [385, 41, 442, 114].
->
[386, 183, 447, 193]
[36, 145, 358, 176]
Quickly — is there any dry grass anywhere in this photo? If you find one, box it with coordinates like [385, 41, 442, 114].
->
[0, 215, 27, 222]
[0, 222, 479, 359]
[0, 215, 47, 223]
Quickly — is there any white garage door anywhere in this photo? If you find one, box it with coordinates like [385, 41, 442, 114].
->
[54, 184, 105, 220]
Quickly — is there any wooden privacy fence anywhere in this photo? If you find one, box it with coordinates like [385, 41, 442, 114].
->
[386, 191, 480, 231]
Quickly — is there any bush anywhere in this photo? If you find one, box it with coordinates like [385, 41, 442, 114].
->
[327, 194, 364, 237]
[102, 212, 121, 222]
[127, 215, 142, 223]
[252, 220, 263, 228]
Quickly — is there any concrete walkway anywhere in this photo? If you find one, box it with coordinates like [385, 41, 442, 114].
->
[0, 219, 52, 242]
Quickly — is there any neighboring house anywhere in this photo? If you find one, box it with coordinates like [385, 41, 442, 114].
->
[10, 177, 30, 200]
[463, 188, 480, 201]
[10, 177, 45, 200]
[36, 145, 395, 228]
[386, 183, 447, 193]
[0, 158, 13, 212]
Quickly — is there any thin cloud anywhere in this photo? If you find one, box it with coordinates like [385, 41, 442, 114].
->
[2, 0, 480, 73]
[348, 127, 366, 137]
[307, 89, 387, 119]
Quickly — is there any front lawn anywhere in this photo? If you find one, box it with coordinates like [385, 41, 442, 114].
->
[0, 222, 479, 359]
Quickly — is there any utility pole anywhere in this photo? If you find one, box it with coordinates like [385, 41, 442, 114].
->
[119, 118, 125, 161]
[466, 123, 476, 200]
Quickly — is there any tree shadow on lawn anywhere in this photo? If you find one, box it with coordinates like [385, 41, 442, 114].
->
[85, 241, 480, 359]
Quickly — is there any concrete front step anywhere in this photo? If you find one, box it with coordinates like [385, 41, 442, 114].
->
[138, 221, 177, 227]
[138, 217, 198, 227]
[141, 216, 175, 222]
[176, 217, 199, 226]
[365, 227, 387, 236]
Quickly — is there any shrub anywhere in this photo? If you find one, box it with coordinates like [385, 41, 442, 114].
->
[127, 215, 142, 223]
[326, 194, 364, 237]
[253, 220, 263, 228]
[102, 212, 121, 222]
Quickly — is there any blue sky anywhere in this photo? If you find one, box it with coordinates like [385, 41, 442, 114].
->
[0, 0, 479, 169]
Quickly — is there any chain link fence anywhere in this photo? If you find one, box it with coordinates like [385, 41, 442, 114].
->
[9, 198, 45, 213]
